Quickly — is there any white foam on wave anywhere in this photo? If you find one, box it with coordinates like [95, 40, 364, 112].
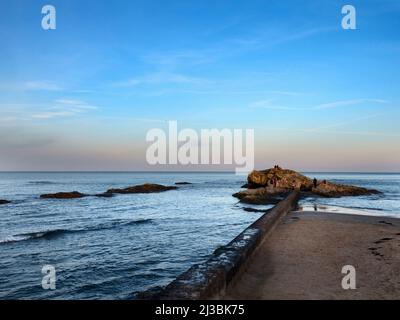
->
[298, 203, 399, 218]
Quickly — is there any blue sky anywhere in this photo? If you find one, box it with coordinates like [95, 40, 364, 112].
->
[0, 0, 399, 171]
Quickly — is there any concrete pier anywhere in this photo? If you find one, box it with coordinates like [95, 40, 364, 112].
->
[142, 190, 300, 300]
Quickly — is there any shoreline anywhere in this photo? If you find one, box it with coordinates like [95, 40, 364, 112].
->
[296, 203, 399, 218]
[224, 211, 400, 300]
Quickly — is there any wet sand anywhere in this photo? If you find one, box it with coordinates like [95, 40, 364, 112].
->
[224, 211, 400, 300]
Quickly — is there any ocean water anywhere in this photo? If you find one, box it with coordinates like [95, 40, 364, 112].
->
[300, 173, 400, 216]
[0, 172, 399, 300]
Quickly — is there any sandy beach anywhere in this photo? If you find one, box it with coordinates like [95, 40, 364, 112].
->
[224, 211, 400, 300]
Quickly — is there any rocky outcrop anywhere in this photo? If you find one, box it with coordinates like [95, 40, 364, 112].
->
[247, 168, 313, 190]
[312, 181, 380, 198]
[234, 167, 380, 204]
[0, 199, 11, 205]
[106, 183, 177, 194]
[39, 184, 177, 200]
[40, 191, 86, 199]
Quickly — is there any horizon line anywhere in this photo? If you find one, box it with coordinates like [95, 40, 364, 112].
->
[0, 170, 399, 174]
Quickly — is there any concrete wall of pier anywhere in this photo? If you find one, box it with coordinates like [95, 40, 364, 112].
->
[140, 190, 300, 300]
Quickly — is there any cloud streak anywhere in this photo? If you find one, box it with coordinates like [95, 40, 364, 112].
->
[31, 99, 98, 119]
[114, 72, 208, 87]
[0, 99, 98, 122]
[250, 98, 389, 111]
[23, 81, 63, 91]
[0, 81, 64, 92]
[315, 99, 389, 110]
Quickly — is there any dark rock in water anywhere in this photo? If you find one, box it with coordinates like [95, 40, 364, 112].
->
[94, 192, 114, 198]
[241, 183, 249, 189]
[106, 183, 177, 194]
[311, 181, 381, 198]
[242, 207, 269, 213]
[40, 191, 86, 199]
[236, 167, 381, 205]
[39, 184, 177, 199]
[0, 199, 11, 205]
[175, 182, 192, 185]
[233, 187, 290, 205]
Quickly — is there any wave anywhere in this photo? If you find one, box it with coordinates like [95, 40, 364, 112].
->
[27, 181, 57, 185]
[0, 219, 153, 245]
[2, 229, 67, 243]
[347, 205, 384, 211]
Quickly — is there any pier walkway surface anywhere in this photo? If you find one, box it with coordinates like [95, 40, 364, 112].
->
[224, 211, 400, 299]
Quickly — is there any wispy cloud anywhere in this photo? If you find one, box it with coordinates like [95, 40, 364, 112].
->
[140, 26, 335, 72]
[291, 128, 400, 138]
[54, 99, 98, 110]
[0, 98, 98, 122]
[315, 99, 389, 110]
[302, 114, 383, 132]
[142, 51, 212, 68]
[266, 90, 304, 97]
[31, 99, 98, 119]
[0, 116, 23, 123]
[249, 99, 306, 110]
[132, 118, 167, 124]
[250, 98, 389, 111]
[23, 81, 63, 91]
[0, 80, 63, 92]
[275, 113, 399, 137]
[114, 72, 208, 87]
[31, 111, 76, 119]
[269, 27, 336, 47]
[217, 26, 337, 58]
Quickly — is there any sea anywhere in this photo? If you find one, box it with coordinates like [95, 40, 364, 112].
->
[0, 172, 399, 299]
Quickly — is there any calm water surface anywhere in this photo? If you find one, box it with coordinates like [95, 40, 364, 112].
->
[0, 172, 398, 299]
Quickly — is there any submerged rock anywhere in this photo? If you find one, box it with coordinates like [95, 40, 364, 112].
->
[40, 191, 86, 199]
[0, 199, 11, 205]
[242, 207, 269, 213]
[235, 167, 380, 204]
[94, 192, 114, 198]
[106, 183, 177, 194]
[233, 187, 290, 205]
[175, 182, 192, 185]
